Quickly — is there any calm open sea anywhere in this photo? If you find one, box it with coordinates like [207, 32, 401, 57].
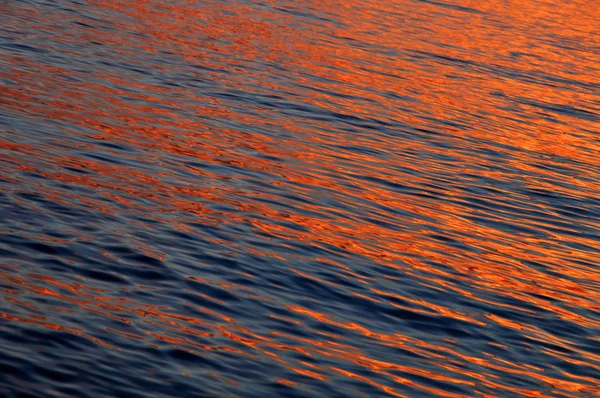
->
[1, 0, 599, 397]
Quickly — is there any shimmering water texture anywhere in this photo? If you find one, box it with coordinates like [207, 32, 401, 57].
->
[1, 0, 600, 397]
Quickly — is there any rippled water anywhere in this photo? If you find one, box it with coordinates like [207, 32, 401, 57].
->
[1, 0, 600, 396]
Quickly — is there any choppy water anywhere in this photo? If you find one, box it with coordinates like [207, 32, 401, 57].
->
[1, 0, 599, 396]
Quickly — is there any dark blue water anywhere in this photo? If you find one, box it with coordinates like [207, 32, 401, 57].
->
[1, 0, 600, 397]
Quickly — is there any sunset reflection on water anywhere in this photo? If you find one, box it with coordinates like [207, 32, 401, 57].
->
[1, 0, 599, 396]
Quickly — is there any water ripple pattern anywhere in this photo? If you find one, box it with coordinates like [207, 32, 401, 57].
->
[1, 0, 599, 397]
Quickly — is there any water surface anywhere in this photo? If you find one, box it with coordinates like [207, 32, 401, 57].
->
[1, 0, 600, 397]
